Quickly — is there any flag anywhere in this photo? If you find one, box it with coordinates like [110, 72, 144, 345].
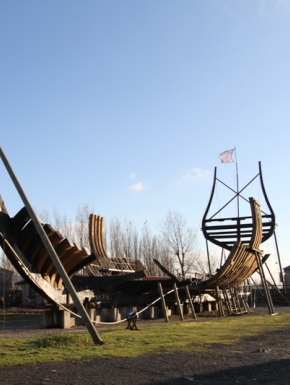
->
[219, 149, 234, 163]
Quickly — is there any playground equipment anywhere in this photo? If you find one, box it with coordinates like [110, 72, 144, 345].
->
[0, 147, 281, 340]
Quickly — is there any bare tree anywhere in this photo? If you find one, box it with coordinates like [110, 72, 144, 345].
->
[74, 204, 91, 250]
[52, 206, 74, 241]
[139, 222, 174, 276]
[157, 242, 175, 275]
[109, 217, 124, 258]
[38, 209, 50, 224]
[122, 220, 139, 262]
[132, 224, 140, 266]
[159, 211, 199, 280]
[194, 252, 219, 276]
[139, 222, 159, 275]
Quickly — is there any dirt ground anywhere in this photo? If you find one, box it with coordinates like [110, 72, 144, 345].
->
[0, 306, 290, 385]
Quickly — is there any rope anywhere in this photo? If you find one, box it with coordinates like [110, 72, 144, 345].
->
[2, 241, 177, 327]
[53, 288, 175, 326]
[93, 288, 175, 325]
[0, 233, 179, 328]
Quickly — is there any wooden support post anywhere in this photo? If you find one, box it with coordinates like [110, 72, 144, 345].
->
[229, 288, 237, 313]
[173, 283, 184, 321]
[199, 291, 203, 314]
[241, 296, 249, 311]
[254, 251, 276, 315]
[158, 282, 169, 322]
[233, 287, 242, 313]
[0, 147, 103, 345]
[264, 262, 290, 305]
[185, 285, 196, 319]
[250, 276, 265, 305]
[215, 286, 224, 317]
[273, 232, 286, 294]
[222, 289, 232, 315]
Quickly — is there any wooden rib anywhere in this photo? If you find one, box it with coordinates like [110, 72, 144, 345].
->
[18, 220, 39, 251]
[54, 248, 88, 289]
[68, 253, 96, 277]
[89, 214, 112, 270]
[50, 273, 57, 288]
[62, 248, 88, 273]
[42, 238, 73, 275]
[55, 244, 81, 270]
[204, 244, 257, 289]
[28, 225, 60, 262]
[11, 207, 31, 235]
[249, 197, 263, 251]
[35, 231, 64, 273]
[45, 240, 76, 288]
[202, 196, 264, 290]
[46, 240, 75, 276]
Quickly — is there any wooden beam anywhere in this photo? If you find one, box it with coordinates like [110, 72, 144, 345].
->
[157, 282, 169, 322]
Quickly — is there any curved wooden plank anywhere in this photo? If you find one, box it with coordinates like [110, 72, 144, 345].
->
[6, 207, 94, 288]
[89, 214, 113, 270]
[249, 197, 263, 251]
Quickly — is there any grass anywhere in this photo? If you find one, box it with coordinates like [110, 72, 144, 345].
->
[0, 313, 43, 327]
[0, 310, 290, 367]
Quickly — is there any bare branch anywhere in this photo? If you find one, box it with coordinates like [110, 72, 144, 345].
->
[159, 211, 199, 279]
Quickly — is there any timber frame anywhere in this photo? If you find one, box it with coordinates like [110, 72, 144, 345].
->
[87, 213, 146, 276]
[0, 200, 95, 303]
[0, 150, 280, 323]
[199, 198, 264, 290]
[201, 162, 276, 251]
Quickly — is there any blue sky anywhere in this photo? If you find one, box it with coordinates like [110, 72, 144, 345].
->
[0, 1, 289, 277]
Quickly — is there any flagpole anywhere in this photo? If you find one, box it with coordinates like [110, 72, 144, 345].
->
[234, 147, 240, 240]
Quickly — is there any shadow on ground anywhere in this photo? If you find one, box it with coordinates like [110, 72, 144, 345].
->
[150, 358, 290, 385]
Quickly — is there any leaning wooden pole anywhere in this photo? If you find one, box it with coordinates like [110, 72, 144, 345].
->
[0, 147, 104, 345]
[185, 285, 196, 319]
[264, 262, 290, 305]
[273, 232, 286, 294]
[215, 286, 224, 317]
[254, 251, 276, 315]
[173, 283, 184, 321]
[157, 282, 169, 322]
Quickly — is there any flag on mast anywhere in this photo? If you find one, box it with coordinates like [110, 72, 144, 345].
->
[219, 149, 235, 163]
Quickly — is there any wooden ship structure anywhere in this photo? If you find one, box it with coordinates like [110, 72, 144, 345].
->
[196, 161, 278, 315]
[0, 148, 280, 329]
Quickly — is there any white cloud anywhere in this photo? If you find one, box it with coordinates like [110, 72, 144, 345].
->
[129, 182, 148, 192]
[179, 168, 212, 184]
